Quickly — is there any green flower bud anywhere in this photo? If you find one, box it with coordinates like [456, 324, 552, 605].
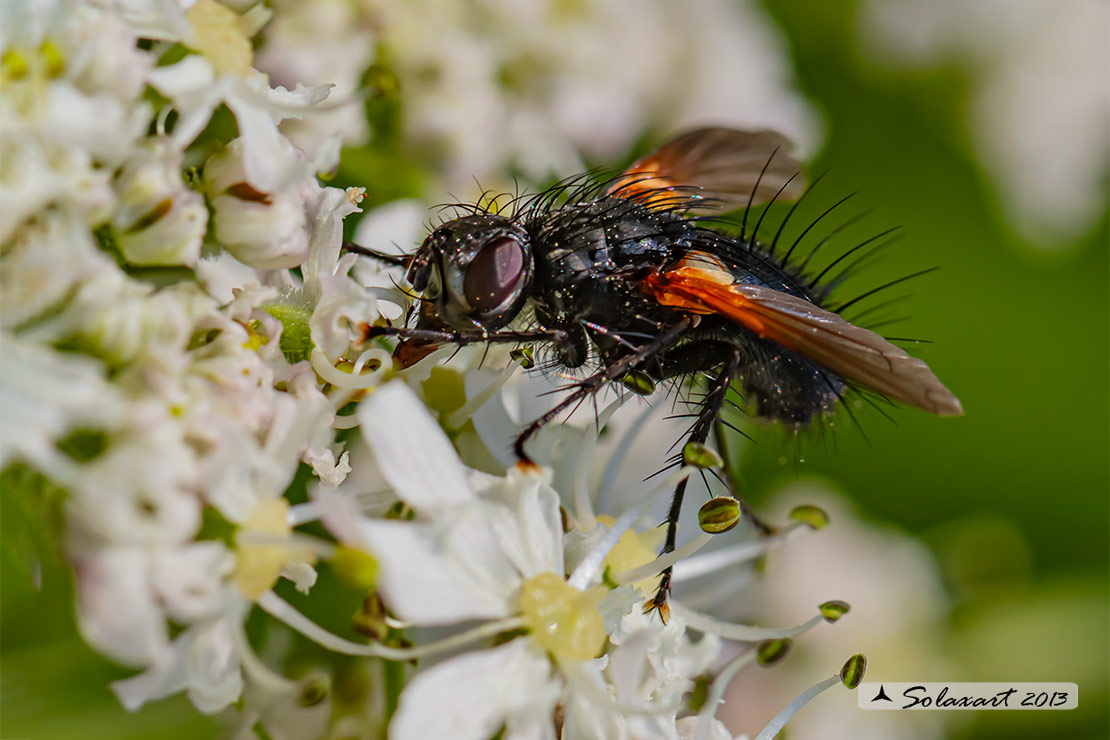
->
[789, 504, 829, 530]
[840, 654, 867, 689]
[688, 674, 710, 711]
[682, 441, 723, 469]
[298, 674, 330, 707]
[510, 346, 535, 369]
[352, 592, 388, 641]
[819, 600, 851, 622]
[621, 369, 656, 396]
[331, 546, 378, 589]
[698, 496, 742, 533]
[262, 302, 314, 363]
[756, 638, 793, 667]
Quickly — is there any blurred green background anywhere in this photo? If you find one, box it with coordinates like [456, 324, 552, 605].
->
[2, 1, 1106, 739]
[742, 4, 1109, 740]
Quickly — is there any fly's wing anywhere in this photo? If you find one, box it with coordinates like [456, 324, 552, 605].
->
[607, 128, 804, 212]
[643, 255, 963, 416]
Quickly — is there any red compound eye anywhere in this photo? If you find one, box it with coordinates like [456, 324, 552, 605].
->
[463, 236, 525, 312]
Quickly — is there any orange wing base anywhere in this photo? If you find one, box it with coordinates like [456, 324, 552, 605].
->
[642, 254, 963, 416]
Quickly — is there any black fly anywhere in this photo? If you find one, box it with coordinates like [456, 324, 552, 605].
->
[343, 128, 962, 615]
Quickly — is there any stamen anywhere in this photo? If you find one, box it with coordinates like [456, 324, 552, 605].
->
[612, 532, 713, 585]
[671, 522, 804, 583]
[236, 530, 337, 560]
[752, 674, 842, 740]
[258, 592, 524, 661]
[384, 615, 410, 630]
[331, 413, 361, 430]
[573, 396, 624, 529]
[692, 649, 758, 740]
[444, 361, 519, 430]
[671, 603, 824, 641]
[288, 502, 322, 526]
[231, 616, 300, 696]
[566, 467, 693, 591]
[310, 348, 390, 390]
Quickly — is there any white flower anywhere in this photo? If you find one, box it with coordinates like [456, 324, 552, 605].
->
[302, 447, 351, 488]
[392, 640, 561, 740]
[301, 0, 818, 192]
[718, 488, 951, 740]
[149, 55, 332, 192]
[112, 609, 246, 715]
[111, 140, 207, 266]
[0, 209, 113, 331]
[205, 136, 340, 269]
[0, 334, 124, 472]
[74, 546, 170, 666]
[308, 382, 742, 740]
[255, 0, 374, 149]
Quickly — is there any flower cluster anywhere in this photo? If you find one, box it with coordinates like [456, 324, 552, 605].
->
[256, 0, 819, 192]
[1, 0, 376, 726]
[2, 2, 864, 739]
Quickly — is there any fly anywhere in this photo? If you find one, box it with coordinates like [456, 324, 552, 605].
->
[343, 127, 963, 615]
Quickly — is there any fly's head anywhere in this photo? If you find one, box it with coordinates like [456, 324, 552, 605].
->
[406, 214, 533, 331]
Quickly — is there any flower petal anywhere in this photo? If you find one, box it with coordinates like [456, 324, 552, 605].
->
[357, 381, 475, 514]
[357, 518, 513, 624]
[75, 547, 168, 666]
[391, 640, 558, 740]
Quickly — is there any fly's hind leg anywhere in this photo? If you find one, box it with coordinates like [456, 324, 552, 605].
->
[647, 345, 771, 619]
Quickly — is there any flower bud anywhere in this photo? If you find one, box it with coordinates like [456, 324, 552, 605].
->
[111, 144, 206, 266]
[211, 190, 310, 269]
[352, 592, 388, 641]
[621, 369, 655, 396]
[262, 301, 315, 363]
[698, 497, 741, 533]
[682, 441, 723, 469]
[840, 654, 867, 689]
[789, 504, 829, 530]
[510, 346, 535, 369]
[756, 638, 793, 667]
[819, 600, 851, 623]
[297, 673, 330, 707]
[330, 545, 378, 589]
[205, 139, 311, 269]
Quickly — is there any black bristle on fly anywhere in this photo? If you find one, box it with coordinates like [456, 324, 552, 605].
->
[344, 127, 961, 614]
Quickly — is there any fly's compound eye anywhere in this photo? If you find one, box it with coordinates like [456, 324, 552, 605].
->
[463, 236, 526, 313]
[405, 255, 433, 294]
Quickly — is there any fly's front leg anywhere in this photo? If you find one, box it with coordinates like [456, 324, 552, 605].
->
[361, 325, 570, 369]
[342, 241, 411, 267]
[513, 318, 693, 464]
[362, 325, 567, 346]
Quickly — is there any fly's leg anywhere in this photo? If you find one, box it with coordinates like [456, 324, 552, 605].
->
[512, 318, 693, 464]
[363, 325, 567, 346]
[647, 348, 741, 617]
[342, 241, 411, 267]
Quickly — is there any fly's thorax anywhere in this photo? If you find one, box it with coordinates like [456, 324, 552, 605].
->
[528, 198, 695, 322]
[408, 214, 533, 331]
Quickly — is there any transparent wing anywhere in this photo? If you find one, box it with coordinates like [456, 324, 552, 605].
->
[608, 128, 804, 212]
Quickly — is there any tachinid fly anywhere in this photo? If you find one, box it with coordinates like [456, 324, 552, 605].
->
[344, 127, 962, 615]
